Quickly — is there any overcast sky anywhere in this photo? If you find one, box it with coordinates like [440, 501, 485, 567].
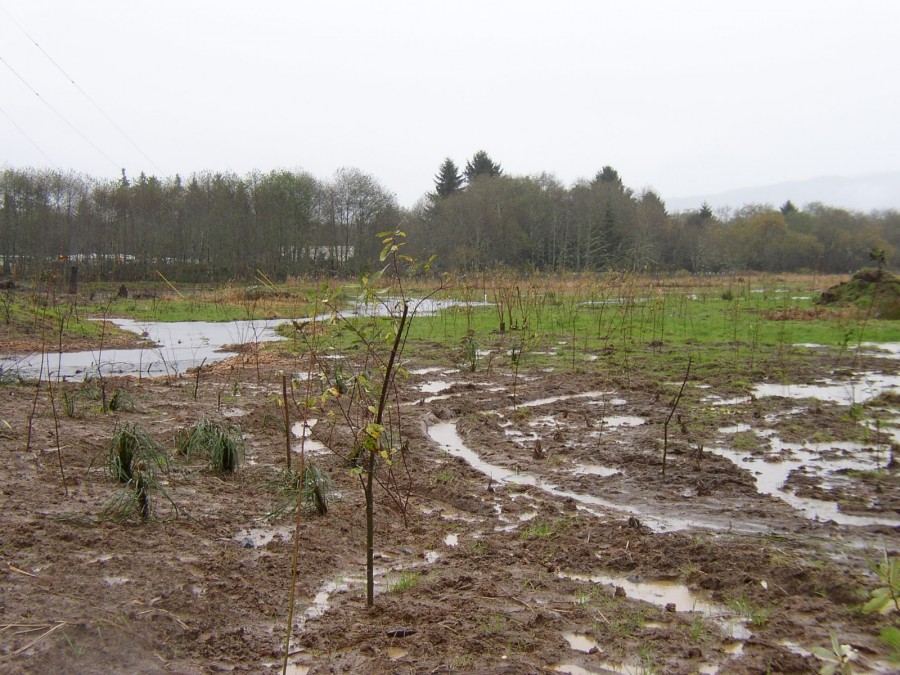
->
[2, 0, 898, 207]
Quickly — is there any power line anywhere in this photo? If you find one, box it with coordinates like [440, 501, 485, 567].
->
[0, 53, 120, 171]
[0, 103, 56, 166]
[0, 4, 163, 175]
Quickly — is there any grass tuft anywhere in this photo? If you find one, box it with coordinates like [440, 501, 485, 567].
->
[266, 463, 334, 519]
[177, 417, 244, 473]
[107, 423, 167, 483]
[387, 571, 420, 593]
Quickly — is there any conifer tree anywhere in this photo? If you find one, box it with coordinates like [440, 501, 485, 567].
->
[433, 158, 464, 198]
[464, 150, 503, 182]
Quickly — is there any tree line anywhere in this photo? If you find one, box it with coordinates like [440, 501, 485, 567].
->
[1, 154, 898, 282]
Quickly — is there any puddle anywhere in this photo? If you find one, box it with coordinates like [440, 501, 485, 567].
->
[860, 342, 900, 360]
[291, 419, 317, 437]
[424, 551, 440, 563]
[283, 665, 310, 675]
[510, 391, 608, 409]
[779, 640, 812, 657]
[718, 423, 752, 434]
[754, 373, 900, 405]
[444, 533, 459, 547]
[290, 420, 328, 454]
[709, 440, 899, 527]
[408, 366, 444, 375]
[0, 318, 291, 381]
[553, 665, 601, 675]
[0, 298, 475, 381]
[222, 407, 249, 418]
[705, 395, 753, 407]
[419, 380, 455, 394]
[559, 572, 717, 614]
[563, 632, 600, 653]
[601, 416, 645, 428]
[595, 659, 664, 674]
[560, 571, 751, 645]
[429, 421, 701, 532]
[386, 646, 408, 660]
[434, 504, 480, 523]
[302, 575, 366, 624]
[573, 464, 619, 477]
[234, 525, 293, 548]
[103, 576, 129, 586]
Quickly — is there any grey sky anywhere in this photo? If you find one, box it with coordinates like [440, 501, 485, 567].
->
[2, 0, 898, 207]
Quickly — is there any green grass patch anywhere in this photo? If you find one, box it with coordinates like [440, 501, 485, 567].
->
[387, 571, 420, 593]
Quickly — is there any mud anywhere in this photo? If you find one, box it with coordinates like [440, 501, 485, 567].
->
[0, 334, 898, 674]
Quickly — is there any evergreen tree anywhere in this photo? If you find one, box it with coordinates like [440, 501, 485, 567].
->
[593, 165, 623, 189]
[433, 158, 464, 198]
[780, 200, 797, 215]
[464, 150, 503, 182]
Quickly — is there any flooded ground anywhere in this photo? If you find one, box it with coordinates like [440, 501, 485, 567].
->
[0, 297, 480, 382]
[0, 329, 898, 673]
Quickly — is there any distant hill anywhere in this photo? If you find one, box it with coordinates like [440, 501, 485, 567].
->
[664, 171, 900, 214]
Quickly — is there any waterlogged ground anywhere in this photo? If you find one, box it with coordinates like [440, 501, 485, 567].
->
[1, 331, 899, 673]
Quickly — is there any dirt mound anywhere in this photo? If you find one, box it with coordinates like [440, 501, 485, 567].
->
[816, 267, 900, 319]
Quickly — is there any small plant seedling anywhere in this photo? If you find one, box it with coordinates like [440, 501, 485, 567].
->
[862, 548, 900, 615]
[812, 633, 858, 675]
[880, 626, 900, 663]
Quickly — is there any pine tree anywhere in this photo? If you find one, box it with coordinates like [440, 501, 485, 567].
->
[433, 158, 464, 198]
[464, 150, 503, 182]
[593, 165, 623, 189]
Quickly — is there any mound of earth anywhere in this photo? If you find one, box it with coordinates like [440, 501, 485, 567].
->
[816, 267, 900, 319]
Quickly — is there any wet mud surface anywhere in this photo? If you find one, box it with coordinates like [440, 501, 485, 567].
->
[1, 339, 898, 673]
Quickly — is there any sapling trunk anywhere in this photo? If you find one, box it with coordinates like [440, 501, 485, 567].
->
[283, 374, 291, 471]
[662, 357, 692, 476]
[366, 301, 409, 608]
[47, 379, 69, 496]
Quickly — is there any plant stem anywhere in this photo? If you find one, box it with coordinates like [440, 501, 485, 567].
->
[366, 301, 409, 608]
[662, 357, 692, 476]
[283, 373, 291, 471]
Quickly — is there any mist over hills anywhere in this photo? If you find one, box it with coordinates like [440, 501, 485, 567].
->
[664, 171, 900, 214]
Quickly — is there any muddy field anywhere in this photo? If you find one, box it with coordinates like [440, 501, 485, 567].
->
[1, 330, 899, 674]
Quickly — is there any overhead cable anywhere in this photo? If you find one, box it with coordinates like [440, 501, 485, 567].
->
[0, 53, 120, 170]
[1, 4, 163, 175]
[0, 103, 56, 165]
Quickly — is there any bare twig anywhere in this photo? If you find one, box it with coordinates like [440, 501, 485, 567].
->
[0, 621, 66, 661]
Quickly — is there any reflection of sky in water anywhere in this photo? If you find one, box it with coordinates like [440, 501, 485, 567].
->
[0, 297, 478, 381]
[710, 430, 898, 527]
[0, 318, 286, 381]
